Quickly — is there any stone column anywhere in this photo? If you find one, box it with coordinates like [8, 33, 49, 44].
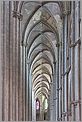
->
[47, 94, 50, 120]
[26, 58, 32, 121]
[61, 13, 65, 121]
[80, 1, 82, 121]
[1, 2, 12, 120]
[70, 1, 78, 121]
[11, 2, 23, 120]
[9, 2, 14, 120]
[56, 44, 60, 121]
[64, 13, 67, 121]
[61, 3, 71, 120]
[29, 62, 32, 121]
[26, 58, 30, 121]
[52, 62, 57, 121]
[32, 89, 36, 121]
[21, 45, 26, 120]
[49, 62, 57, 121]
[49, 82, 53, 121]
[74, 1, 81, 121]
[14, 8, 19, 122]
[0, 1, 2, 120]
[1, 1, 19, 120]
[58, 45, 62, 121]
[13, 6, 23, 121]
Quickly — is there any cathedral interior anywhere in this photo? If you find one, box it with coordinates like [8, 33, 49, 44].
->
[0, 0, 82, 121]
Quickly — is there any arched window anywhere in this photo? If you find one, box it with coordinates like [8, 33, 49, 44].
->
[36, 99, 40, 110]
[44, 98, 48, 110]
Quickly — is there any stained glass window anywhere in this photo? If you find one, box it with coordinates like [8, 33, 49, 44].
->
[36, 99, 40, 110]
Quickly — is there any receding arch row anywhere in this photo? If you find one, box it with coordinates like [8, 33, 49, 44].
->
[26, 30, 51, 54]
[17, 1, 63, 44]
[35, 90, 48, 99]
[28, 42, 55, 61]
[32, 71, 52, 84]
[32, 74, 52, 87]
[32, 69, 51, 82]
[28, 37, 56, 69]
[32, 65, 52, 90]
[18, 1, 61, 100]
[30, 51, 54, 89]
[32, 65, 52, 78]
[27, 32, 56, 58]
[32, 62, 53, 74]
[29, 49, 54, 70]
[34, 82, 50, 93]
[33, 75, 50, 87]
[23, 5, 59, 43]
[32, 60, 53, 73]
[33, 77, 50, 93]
[34, 86, 50, 98]
[33, 79, 50, 90]
[24, 19, 59, 46]
[33, 54, 50, 92]
[30, 51, 54, 90]
[34, 86, 49, 97]
[32, 72, 51, 86]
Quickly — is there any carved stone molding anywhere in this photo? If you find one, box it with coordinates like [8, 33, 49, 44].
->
[12, 10, 23, 21]
[56, 42, 60, 47]
[61, 1, 71, 17]
[62, 10, 71, 16]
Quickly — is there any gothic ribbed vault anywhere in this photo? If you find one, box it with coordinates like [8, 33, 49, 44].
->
[0, 1, 82, 121]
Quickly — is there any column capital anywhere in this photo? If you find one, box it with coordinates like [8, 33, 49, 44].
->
[12, 10, 23, 21]
[60, 10, 70, 20]
[56, 42, 60, 47]
[62, 10, 71, 16]
[61, 1, 71, 17]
